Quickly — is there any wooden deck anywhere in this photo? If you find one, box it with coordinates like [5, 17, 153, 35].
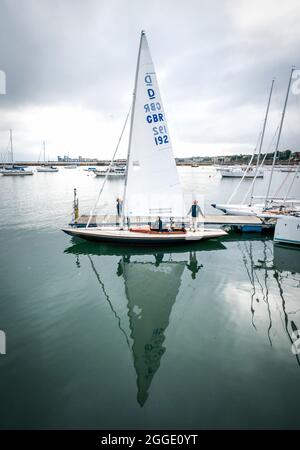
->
[74, 214, 270, 227]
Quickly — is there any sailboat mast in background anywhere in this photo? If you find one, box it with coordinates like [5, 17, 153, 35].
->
[10, 129, 13, 164]
[249, 78, 275, 203]
[265, 67, 295, 207]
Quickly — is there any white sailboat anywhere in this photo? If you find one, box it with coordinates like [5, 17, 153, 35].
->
[64, 241, 226, 403]
[94, 165, 125, 177]
[220, 166, 264, 178]
[1, 130, 34, 176]
[83, 166, 97, 171]
[62, 31, 226, 244]
[36, 141, 59, 172]
[64, 164, 78, 169]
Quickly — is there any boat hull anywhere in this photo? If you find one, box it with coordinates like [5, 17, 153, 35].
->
[211, 203, 264, 216]
[62, 226, 227, 245]
[220, 170, 263, 178]
[94, 171, 125, 177]
[1, 170, 33, 176]
[37, 168, 58, 172]
[274, 215, 300, 246]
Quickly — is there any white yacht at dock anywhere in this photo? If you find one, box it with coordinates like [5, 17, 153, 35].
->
[220, 166, 264, 178]
[62, 31, 227, 245]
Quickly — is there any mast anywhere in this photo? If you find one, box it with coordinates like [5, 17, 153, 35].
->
[264, 67, 295, 208]
[249, 78, 275, 204]
[43, 141, 46, 163]
[10, 129, 13, 164]
[283, 163, 300, 203]
[122, 30, 145, 224]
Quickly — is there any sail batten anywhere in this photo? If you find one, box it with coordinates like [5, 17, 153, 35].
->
[123, 32, 185, 218]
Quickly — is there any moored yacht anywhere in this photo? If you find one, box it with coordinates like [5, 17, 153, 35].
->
[37, 165, 58, 172]
[212, 71, 300, 219]
[220, 167, 263, 178]
[36, 141, 59, 172]
[1, 166, 34, 176]
[62, 31, 227, 245]
[64, 164, 77, 169]
[94, 165, 126, 177]
[0, 130, 34, 176]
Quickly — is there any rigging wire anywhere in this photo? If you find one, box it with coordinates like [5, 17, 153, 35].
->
[242, 125, 279, 204]
[86, 106, 132, 229]
[226, 132, 261, 204]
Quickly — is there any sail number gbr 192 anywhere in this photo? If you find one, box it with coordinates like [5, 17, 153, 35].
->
[144, 73, 169, 147]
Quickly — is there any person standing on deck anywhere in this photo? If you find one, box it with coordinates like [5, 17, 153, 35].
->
[153, 216, 163, 232]
[157, 217, 163, 232]
[116, 198, 123, 225]
[187, 200, 204, 231]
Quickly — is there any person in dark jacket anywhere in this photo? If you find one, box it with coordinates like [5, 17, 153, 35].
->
[153, 216, 163, 232]
[116, 198, 123, 226]
[187, 200, 204, 231]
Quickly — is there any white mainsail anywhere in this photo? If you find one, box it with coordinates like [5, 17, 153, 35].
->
[123, 31, 185, 218]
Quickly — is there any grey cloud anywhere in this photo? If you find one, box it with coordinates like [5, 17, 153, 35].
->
[0, 0, 299, 158]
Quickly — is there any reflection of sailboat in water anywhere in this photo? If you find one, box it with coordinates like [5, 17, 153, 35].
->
[119, 255, 185, 406]
[64, 241, 225, 405]
[238, 238, 300, 366]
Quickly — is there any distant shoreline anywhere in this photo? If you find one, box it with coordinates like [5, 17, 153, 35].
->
[1, 161, 299, 167]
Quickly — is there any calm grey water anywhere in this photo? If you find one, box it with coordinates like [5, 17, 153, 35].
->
[0, 166, 300, 429]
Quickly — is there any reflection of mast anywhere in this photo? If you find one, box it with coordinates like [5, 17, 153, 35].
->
[246, 242, 258, 330]
[251, 241, 273, 346]
[87, 255, 131, 350]
[121, 255, 185, 406]
[251, 242, 300, 367]
[263, 242, 273, 347]
[273, 269, 300, 367]
[238, 241, 257, 330]
[239, 240, 274, 345]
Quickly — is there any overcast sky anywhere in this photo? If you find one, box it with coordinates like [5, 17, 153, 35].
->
[0, 0, 300, 161]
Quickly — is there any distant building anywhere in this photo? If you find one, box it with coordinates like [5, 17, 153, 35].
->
[57, 155, 99, 162]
